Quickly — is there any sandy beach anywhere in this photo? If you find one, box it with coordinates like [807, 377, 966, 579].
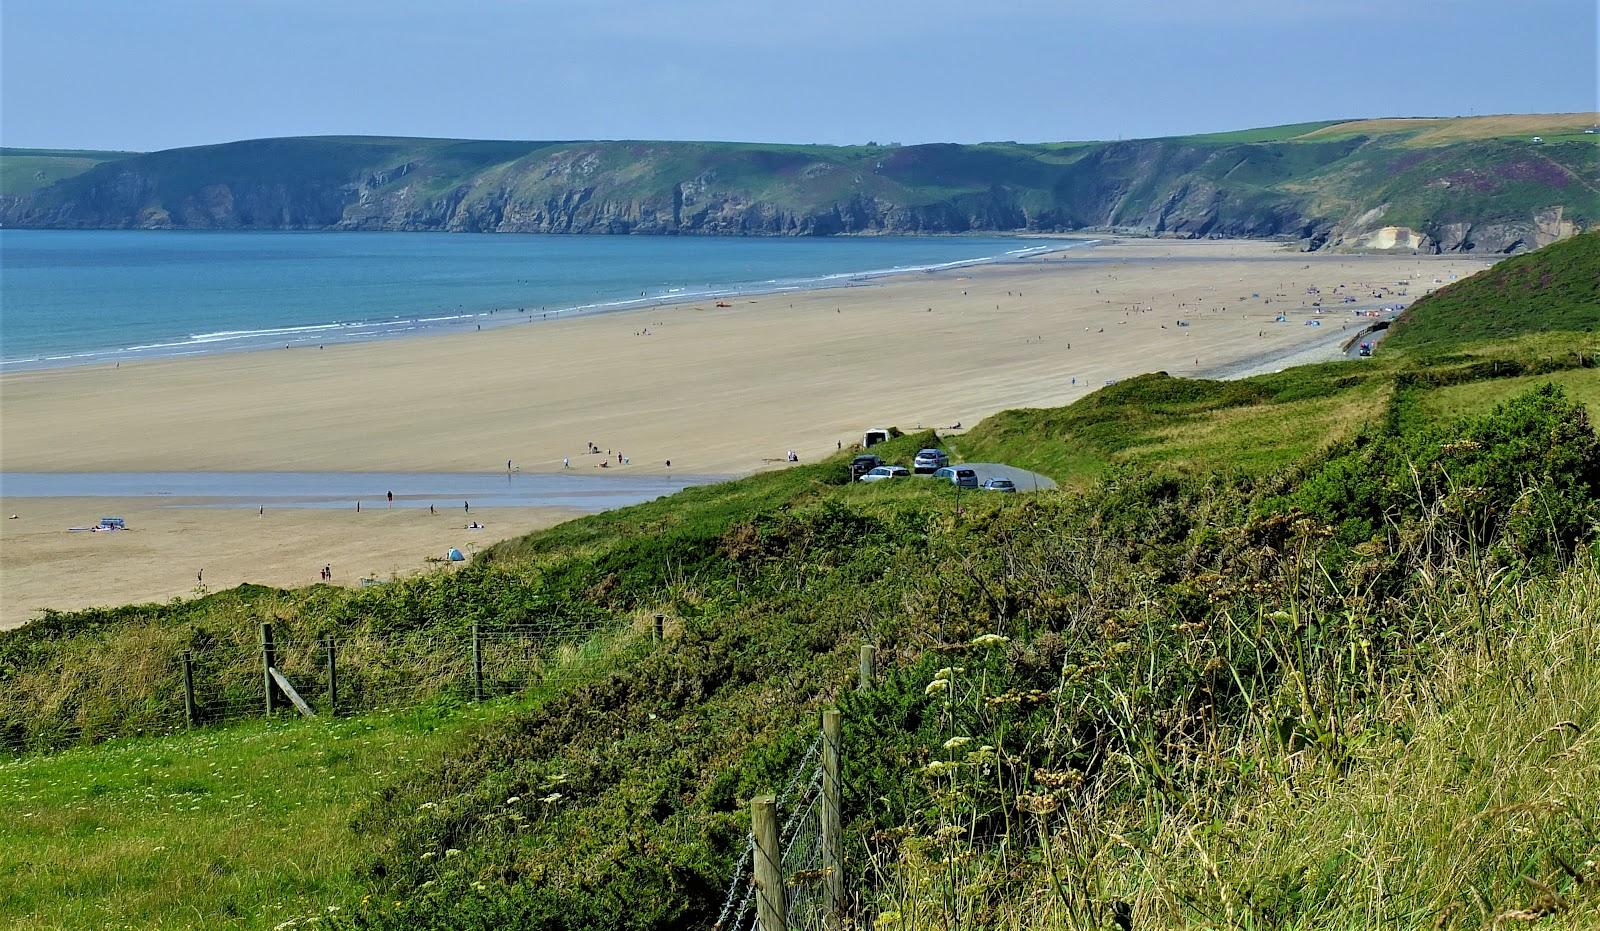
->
[1, 238, 1492, 626]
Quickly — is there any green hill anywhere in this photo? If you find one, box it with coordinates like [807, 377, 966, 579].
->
[1385, 230, 1600, 352]
[2, 237, 1599, 931]
[0, 146, 138, 196]
[3, 113, 1595, 252]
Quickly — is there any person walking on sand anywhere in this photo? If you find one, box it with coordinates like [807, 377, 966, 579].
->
[387, 490, 394, 506]
[464, 500, 470, 513]
[430, 504, 436, 515]
[563, 457, 570, 468]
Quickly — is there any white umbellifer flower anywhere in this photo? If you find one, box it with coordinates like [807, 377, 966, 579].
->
[445, 848, 462, 858]
[505, 796, 521, 805]
[943, 736, 972, 750]
[925, 679, 949, 696]
[970, 634, 1009, 647]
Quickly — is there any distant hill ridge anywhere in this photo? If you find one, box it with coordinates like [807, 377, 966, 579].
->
[3, 113, 1596, 252]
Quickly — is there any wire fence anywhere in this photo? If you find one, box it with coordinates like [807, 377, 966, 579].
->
[0, 616, 634, 757]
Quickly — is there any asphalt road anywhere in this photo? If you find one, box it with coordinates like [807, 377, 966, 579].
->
[957, 462, 1058, 492]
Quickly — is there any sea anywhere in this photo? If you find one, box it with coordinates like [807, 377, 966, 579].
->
[0, 229, 1089, 369]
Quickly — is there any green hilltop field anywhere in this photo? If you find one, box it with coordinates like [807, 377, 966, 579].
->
[2, 234, 1597, 930]
[2, 112, 1596, 252]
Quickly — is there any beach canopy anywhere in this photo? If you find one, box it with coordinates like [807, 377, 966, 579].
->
[447, 548, 464, 561]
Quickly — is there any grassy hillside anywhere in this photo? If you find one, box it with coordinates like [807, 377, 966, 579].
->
[3, 114, 1595, 252]
[3, 238, 1599, 930]
[0, 147, 138, 196]
[1385, 230, 1600, 352]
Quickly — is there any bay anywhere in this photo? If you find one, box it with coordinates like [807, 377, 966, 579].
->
[0, 229, 1085, 368]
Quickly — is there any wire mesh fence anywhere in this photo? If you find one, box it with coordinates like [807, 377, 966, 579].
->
[0, 616, 630, 757]
[715, 733, 835, 931]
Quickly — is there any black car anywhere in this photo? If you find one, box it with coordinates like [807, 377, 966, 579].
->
[849, 454, 883, 480]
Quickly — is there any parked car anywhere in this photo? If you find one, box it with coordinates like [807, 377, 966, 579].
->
[981, 478, 1017, 493]
[933, 466, 980, 488]
[849, 454, 882, 480]
[859, 465, 910, 483]
[912, 448, 950, 474]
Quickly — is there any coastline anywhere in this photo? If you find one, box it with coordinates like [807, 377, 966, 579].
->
[0, 232, 1097, 373]
[0, 238, 1493, 625]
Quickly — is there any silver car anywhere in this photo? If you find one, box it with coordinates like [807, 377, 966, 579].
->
[933, 466, 980, 488]
[981, 478, 1017, 493]
[913, 448, 950, 474]
[858, 465, 910, 483]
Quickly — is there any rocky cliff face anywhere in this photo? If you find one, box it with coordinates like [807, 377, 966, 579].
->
[3, 134, 1592, 252]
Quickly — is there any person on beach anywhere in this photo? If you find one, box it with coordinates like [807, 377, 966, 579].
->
[464, 501, 470, 513]
[387, 490, 394, 506]
[430, 504, 436, 515]
[563, 457, 570, 468]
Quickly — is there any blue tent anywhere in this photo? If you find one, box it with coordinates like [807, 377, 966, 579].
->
[447, 548, 465, 562]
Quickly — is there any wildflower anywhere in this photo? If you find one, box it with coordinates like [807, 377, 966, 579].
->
[445, 848, 462, 858]
[970, 633, 1009, 647]
[942, 736, 972, 750]
[541, 792, 564, 803]
[418, 801, 438, 811]
[327, 906, 340, 913]
[420, 852, 435, 861]
[934, 666, 964, 679]
[922, 760, 959, 776]
[924, 679, 949, 697]
[505, 796, 521, 805]
[875, 911, 903, 928]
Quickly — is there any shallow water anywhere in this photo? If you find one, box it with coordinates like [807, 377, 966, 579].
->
[0, 230, 1085, 368]
[0, 471, 716, 511]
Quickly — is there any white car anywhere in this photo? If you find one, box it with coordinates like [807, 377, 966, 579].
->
[858, 465, 910, 482]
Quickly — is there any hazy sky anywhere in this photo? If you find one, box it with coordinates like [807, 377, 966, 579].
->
[3, 0, 1596, 151]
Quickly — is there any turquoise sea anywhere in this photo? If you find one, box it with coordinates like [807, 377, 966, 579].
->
[0, 230, 1086, 368]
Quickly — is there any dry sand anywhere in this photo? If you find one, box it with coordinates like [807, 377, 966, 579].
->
[0, 499, 577, 624]
[0, 238, 1492, 626]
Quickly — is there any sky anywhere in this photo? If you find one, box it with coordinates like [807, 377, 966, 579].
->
[2, 0, 1596, 152]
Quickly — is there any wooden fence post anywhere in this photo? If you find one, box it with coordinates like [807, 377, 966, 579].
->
[858, 643, 876, 692]
[471, 620, 484, 702]
[325, 636, 338, 716]
[182, 650, 198, 729]
[260, 622, 277, 716]
[654, 613, 665, 642]
[751, 795, 787, 931]
[821, 709, 844, 928]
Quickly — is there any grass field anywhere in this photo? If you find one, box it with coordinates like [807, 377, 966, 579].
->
[1302, 113, 1600, 145]
[0, 704, 490, 930]
[1416, 367, 1600, 421]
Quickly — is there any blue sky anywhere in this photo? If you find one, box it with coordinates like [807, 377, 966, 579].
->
[2, 0, 1595, 151]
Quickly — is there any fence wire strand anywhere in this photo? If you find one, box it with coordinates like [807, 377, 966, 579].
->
[1, 617, 620, 756]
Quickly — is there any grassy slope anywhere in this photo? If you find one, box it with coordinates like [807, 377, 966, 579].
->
[0, 706, 482, 930]
[3, 238, 1600, 930]
[1384, 230, 1600, 352]
[0, 148, 137, 196]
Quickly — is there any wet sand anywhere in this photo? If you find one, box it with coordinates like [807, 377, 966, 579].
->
[0, 238, 1492, 626]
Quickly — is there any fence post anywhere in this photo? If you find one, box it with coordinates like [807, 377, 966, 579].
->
[821, 709, 844, 928]
[260, 622, 277, 716]
[182, 650, 198, 728]
[471, 620, 484, 702]
[654, 613, 665, 642]
[325, 636, 338, 716]
[858, 643, 876, 692]
[751, 795, 787, 931]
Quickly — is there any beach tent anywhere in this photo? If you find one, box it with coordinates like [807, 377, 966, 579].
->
[862, 428, 891, 448]
[447, 548, 465, 562]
